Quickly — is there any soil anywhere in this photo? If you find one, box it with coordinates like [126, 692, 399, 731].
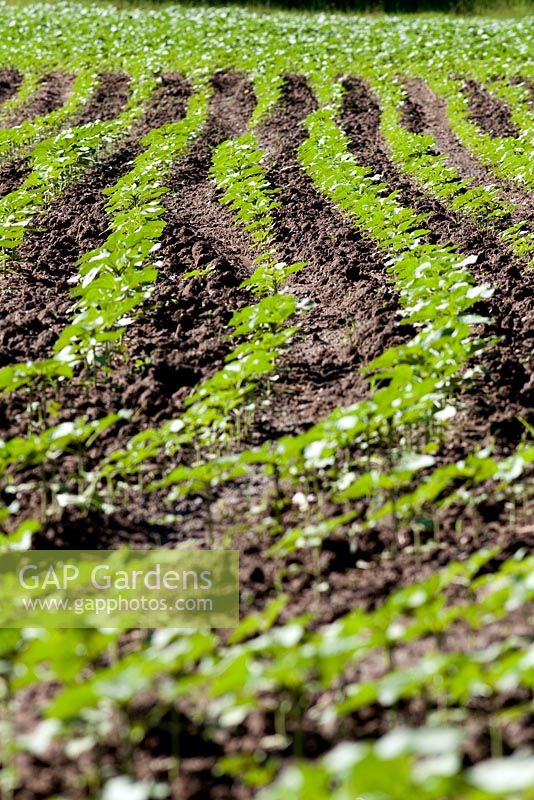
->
[463, 78, 520, 139]
[4, 72, 74, 127]
[0, 149, 134, 370]
[0, 67, 22, 105]
[341, 76, 533, 457]
[1, 71, 532, 800]
[18, 74, 532, 620]
[0, 156, 30, 198]
[72, 72, 131, 126]
[254, 74, 408, 438]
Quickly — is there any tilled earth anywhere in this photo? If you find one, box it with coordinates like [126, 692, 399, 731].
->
[0, 70, 533, 799]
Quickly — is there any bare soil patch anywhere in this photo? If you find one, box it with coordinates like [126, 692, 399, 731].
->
[255, 74, 407, 439]
[72, 71, 131, 126]
[0, 67, 22, 105]
[4, 72, 74, 126]
[464, 78, 520, 138]
[0, 156, 29, 197]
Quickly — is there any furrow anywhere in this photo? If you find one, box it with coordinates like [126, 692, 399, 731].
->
[0, 71, 156, 270]
[71, 71, 131, 126]
[115, 72, 259, 426]
[0, 150, 133, 377]
[254, 74, 405, 438]
[0, 70, 100, 170]
[489, 76, 534, 140]
[162, 72, 256, 276]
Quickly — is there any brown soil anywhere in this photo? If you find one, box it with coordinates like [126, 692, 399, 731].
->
[463, 78, 520, 139]
[4, 72, 74, 127]
[0, 149, 134, 372]
[254, 75, 407, 438]
[0, 67, 22, 105]
[72, 72, 131, 126]
[341, 76, 533, 456]
[402, 76, 533, 227]
[0, 156, 30, 197]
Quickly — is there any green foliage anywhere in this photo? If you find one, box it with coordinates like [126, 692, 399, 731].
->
[258, 731, 534, 800]
[0, 4, 532, 798]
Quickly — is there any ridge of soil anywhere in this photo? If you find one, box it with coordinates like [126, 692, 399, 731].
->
[0, 156, 30, 198]
[136, 72, 193, 135]
[0, 147, 138, 382]
[341, 76, 534, 457]
[114, 71, 258, 430]
[402, 76, 533, 227]
[4, 72, 74, 127]
[0, 67, 22, 105]
[463, 78, 520, 139]
[72, 72, 131, 126]
[254, 74, 407, 439]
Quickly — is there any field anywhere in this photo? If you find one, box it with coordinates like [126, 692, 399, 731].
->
[0, 1, 533, 797]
